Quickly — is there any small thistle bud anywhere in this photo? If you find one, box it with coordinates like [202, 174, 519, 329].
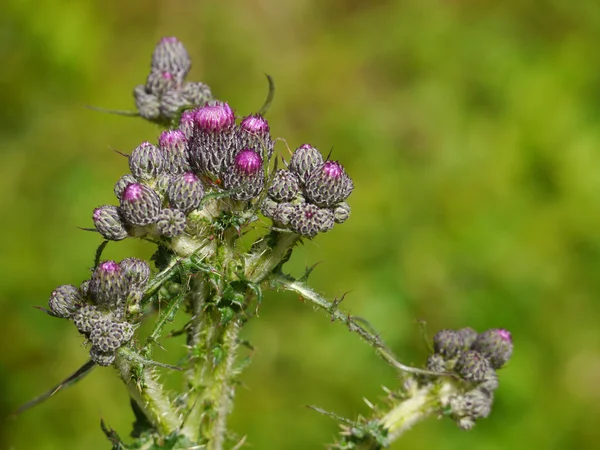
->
[260, 197, 278, 219]
[155, 173, 173, 195]
[89, 261, 128, 308]
[49, 285, 82, 318]
[222, 149, 265, 201]
[454, 350, 491, 382]
[189, 102, 238, 177]
[119, 183, 162, 226]
[274, 202, 295, 226]
[156, 208, 187, 237]
[456, 327, 478, 350]
[151, 37, 191, 77]
[426, 353, 447, 372]
[333, 202, 351, 224]
[450, 388, 493, 422]
[305, 161, 354, 208]
[289, 203, 335, 237]
[179, 110, 196, 138]
[159, 89, 188, 119]
[133, 84, 160, 120]
[119, 258, 150, 290]
[268, 170, 301, 202]
[73, 305, 102, 335]
[129, 142, 165, 181]
[288, 144, 324, 182]
[159, 129, 191, 174]
[145, 70, 182, 97]
[480, 367, 499, 392]
[167, 172, 204, 213]
[90, 347, 116, 367]
[239, 114, 274, 161]
[471, 329, 513, 369]
[182, 82, 212, 106]
[79, 280, 90, 299]
[90, 319, 134, 352]
[114, 174, 137, 200]
[433, 329, 463, 358]
[93, 205, 129, 241]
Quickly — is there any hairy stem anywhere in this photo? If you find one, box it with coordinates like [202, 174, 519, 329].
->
[245, 230, 300, 283]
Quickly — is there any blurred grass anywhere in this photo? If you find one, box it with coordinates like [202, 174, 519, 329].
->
[2, 0, 600, 448]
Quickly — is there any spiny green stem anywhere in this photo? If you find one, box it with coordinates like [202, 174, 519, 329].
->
[245, 230, 300, 283]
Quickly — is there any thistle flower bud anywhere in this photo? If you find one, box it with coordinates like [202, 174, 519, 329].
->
[159, 89, 188, 119]
[182, 82, 212, 106]
[73, 305, 103, 335]
[426, 353, 447, 372]
[156, 208, 187, 237]
[89, 261, 128, 308]
[79, 280, 90, 299]
[151, 37, 191, 77]
[155, 173, 173, 195]
[260, 197, 278, 219]
[146, 70, 182, 97]
[119, 183, 162, 226]
[305, 161, 354, 208]
[133, 85, 160, 120]
[456, 327, 478, 350]
[268, 170, 301, 202]
[471, 329, 513, 369]
[179, 109, 196, 138]
[167, 172, 204, 213]
[433, 329, 463, 358]
[90, 347, 116, 367]
[289, 203, 335, 237]
[239, 114, 274, 162]
[454, 350, 491, 382]
[189, 102, 238, 178]
[114, 174, 137, 200]
[333, 202, 351, 224]
[288, 144, 324, 182]
[159, 129, 191, 174]
[49, 285, 82, 318]
[92, 205, 129, 241]
[90, 319, 134, 352]
[274, 202, 295, 226]
[119, 258, 150, 290]
[450, 388, 493, 423]
[129, 142, 165, 181]
[222, 149, 265, 201]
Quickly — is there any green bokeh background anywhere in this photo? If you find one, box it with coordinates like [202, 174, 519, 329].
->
[2, 0, 600, 448]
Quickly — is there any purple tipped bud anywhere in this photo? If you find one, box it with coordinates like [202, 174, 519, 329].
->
[454, 350, 491, 382]
[274, 202, 295, 226]
[119, 258, 150, 290]
[268, 170, 301, 202]
[167, 172, 205, 213]
[288, 203, 335, 237]
[182, 81, 213, 106]
[159, 129, 191, 174]
[114, 174, 137, 200]
[239, 114, 274, 161]
[146, 70, 182, 96]
[119, 183, 162, 226]
[89, 347, 116, 366]
[222, 149, 265, 201]
[433, 329, 463, 358]
[133, 85, 160, 120]
[93, 206, 129, 241]
[159, 89, 188, 119]
[151, 37, 191, 77]
[194, 103, 235, 132]
[471, 329, 513, 369]
[49, 285, 82, 318]
[73, 305, 102, 335]
[129, 142, 165, 181]
[89, 261, 128, 308]
[156, 208, 187, 237]
[260, 197, 278, 219]
[179, 110, 196, 138]
[305, 161, 354, 208]
[332, 202, 351, 224]
[288, 144, 324, 182]
[90, 319, 134, 352]
[456, 327, 478, 350]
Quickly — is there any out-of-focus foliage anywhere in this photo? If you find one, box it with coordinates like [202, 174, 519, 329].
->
[2, 0, 600, 449]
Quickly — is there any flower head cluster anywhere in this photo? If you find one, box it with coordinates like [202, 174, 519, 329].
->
[427, 327, 513, 429]
[47, 258, 149, 366]
[133, 37, 213, 122]
[261, 144, 353, 238]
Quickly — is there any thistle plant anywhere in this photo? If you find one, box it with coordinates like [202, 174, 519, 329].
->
[19, 37, 514, 450]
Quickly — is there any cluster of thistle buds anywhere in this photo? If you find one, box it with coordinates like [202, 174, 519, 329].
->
[134, 37, 213, 123]
[48, 258, 149, 366]
[426, 327, 513, 429]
